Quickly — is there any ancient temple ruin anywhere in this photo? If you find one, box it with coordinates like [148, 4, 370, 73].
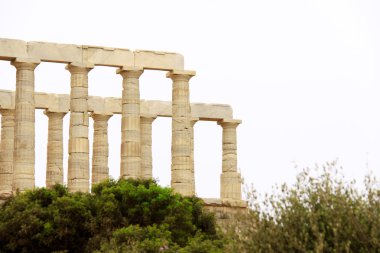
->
[0, 39, 246, 212]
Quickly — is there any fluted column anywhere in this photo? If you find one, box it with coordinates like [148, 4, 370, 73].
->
[91, 113, 112, 186]
[66, 63, 93, 192]
[117, 67, 144, 179]
[44, 110, 66, 188]
[0, 109, 14, 200]
[166, 70, 196, 196]
[190, 118, 199, 196]
[11, 58, 40, 192]
[140, 114, 157, 179]
[218, 119, 242, 200]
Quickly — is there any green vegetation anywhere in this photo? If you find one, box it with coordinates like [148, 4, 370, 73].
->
[1, 162, 380, 252]
[230, 162, 380, 252]
[0, 179, 223, 253]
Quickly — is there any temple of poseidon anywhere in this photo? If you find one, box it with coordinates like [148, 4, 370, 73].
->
[0, 38, 246, 214]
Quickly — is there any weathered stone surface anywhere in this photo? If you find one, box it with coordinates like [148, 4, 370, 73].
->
[118, 67, 144, 179]
[66, 63, 92, 193]
[218, 119, 242, 200]
[91, 113, 112, 186]
[12, 59, 39, 192]
[44, 110, 66, 188]
[0, 109, 14, 200]
[0, 90, 233, 120]
[0, 38, 184, 70]
[167, 70, 195, 196]
[0, 39, 244, 212]
[140, 114, 156, 179]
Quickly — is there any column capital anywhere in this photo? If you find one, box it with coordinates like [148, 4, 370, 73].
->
[140, 114, 157, 124]
[116, 66, 144, 78]
[11, 58, 40, 70]
[90, 112, 113, 121]
[0, 109, 14, 116]
[190, 117, 199, 127]
[65, 62, 94, 74]
[218, 119, 242, 128]
[43, 109, 67, 119]
[166, 70, 196, 81]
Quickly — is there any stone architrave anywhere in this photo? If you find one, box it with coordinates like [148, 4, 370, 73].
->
[218, 119, 242, 200]
[117, 67, 144, 179]
[11, 58, 40, 192]
[91, 113, 112, 186]
[0, 109, 14, 200]
[190, 118, 199, 196]
[140, 114, 156, 179]
[44, 110, 66, 188]
[166, 70, 196, 196]
[66, 63, 93, 193]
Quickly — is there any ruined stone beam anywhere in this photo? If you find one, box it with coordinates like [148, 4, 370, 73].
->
[0, 90, 233, 121]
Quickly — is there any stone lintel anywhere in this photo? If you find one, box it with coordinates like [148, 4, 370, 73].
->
[0, 90, 234, 120]
[0, 38, 184, 70]
[12, 57, 41, 64]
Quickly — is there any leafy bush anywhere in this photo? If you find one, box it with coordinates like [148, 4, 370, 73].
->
[231, 161, 380, 253]
[0, 179, 223, 253]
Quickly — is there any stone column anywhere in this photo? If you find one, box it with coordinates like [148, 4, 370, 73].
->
[66, 63, 93, 192]
[218, 119, 242, 200]
[44, 110, 66, 188]
[0, 109, 14, 200]
[91, 113, 112, 186]
[117, 67, 144, 179]
[11, 58, 40, 192]
[190, 118, 199, 196]
[166, 70, 196, 196]
[140, 114, 156, 179]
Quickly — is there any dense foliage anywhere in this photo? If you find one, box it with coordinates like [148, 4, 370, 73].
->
[231, 162, 380, 253]
[0, 179, 223, 253]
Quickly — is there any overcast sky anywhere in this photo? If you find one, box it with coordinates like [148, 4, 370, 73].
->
[0, 0, 380, 198]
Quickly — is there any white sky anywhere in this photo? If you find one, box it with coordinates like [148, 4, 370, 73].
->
[0, 0, 380, 198]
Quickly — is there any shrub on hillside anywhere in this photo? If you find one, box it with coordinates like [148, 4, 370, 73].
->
[231, 161, 380, 252]
[0, 179, 223, 253]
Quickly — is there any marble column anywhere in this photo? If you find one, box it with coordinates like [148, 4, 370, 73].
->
[218, 119, 242, 200]
[117, 67, 144, 179]
[66, 63, 93, 192]
[0, 109, 14, 200]
[189, 118, 199, 196]
[44, 110, 66, 188]
[11, 58, 40, 192]
[166, 70, 196, 196]
[140, 114, 156, 179]
[91, 113, 112, 186]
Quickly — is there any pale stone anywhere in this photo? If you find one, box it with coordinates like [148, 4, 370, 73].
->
[0, 109, 14, 200]
[0, 39, 28, 60]
[218, 119, 242, 200]
[28, 41, 82, 63]
[91, 113, 112, 186]
[134, 50, 184, 70]
[140, 114, 156, 179]
[0, 90, 233, 120]
[12, 59, 39, 192]
[66, 63, 92, 193]
[0, 39, 244, 212]
[83, 45, 134, 67]
[0, 38, 184, 70]
[44, 110, 66, 188]
[167, 70, 196, 196]
[118, 67, 143, 179]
